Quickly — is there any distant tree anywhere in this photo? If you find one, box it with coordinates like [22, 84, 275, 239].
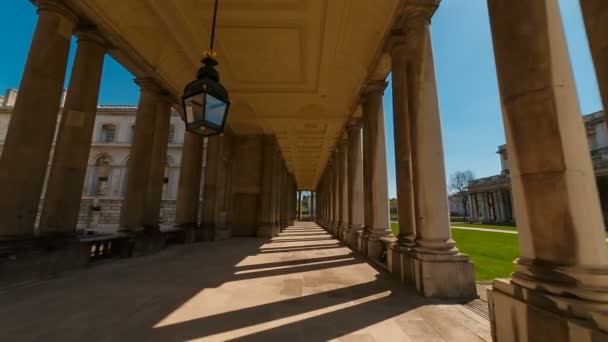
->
[449, 170, 475, 218]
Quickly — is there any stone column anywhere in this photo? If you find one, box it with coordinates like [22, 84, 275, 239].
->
[142, 96, 172, 228]
[337, 136, 349, 240]
[346, 121, 365, 247]
[119, 79, 164, 232]
[174, 132, 204, 240]
[297, 190, 302, 221]
[488, 0, 608, 338]
[332, 155, 340, 236]
[580, 0, 608, 129]
[389, 27, 419, 248]
[361, 81, 392, 259]
[0, 1, 77, 238]
[39, 29, 106, 235]
[200, 135, 220, 240]
[258, 135, 278, 237]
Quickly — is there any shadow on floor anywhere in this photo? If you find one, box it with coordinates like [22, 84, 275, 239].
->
[0, 223, 479, 341]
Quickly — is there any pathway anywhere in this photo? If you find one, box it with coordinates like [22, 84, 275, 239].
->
[0, 222, 491, 341]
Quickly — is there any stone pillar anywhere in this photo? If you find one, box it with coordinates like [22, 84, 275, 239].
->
[174, 132, 204, 241]
[142, 96, 172, 228]
[39, 29, 106, 235]
[412, 25, 475, 298]
[200, 136, 220, 240]
[389, 26, 419, 248]
[488, 0, 608, 338]
[258, 135, 278, 237]
[297, 190, 302, 221]
[0, 1, 77, 238]
[346, 121, 365, 247]
[119, 79, 165, 231]
[580, 0, 608, 129]
[213, 132, 233, 239]
[332, 156, 340, 236]
[361, 81, 392, 259]
[337, 136, 349, 240]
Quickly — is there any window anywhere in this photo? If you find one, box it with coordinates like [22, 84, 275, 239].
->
[100, 124, 116, 143]
[129, 125, 135, 143]
[167, 125, 176, 144]
[94, 156, 111, 196]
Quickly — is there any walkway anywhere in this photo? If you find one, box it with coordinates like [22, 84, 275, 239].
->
[0, 222, 491, 341]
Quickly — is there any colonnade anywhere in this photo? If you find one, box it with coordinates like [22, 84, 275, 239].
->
[316, 1, 475, 299]
[317, 0, 608, 339]
[1, 0, 608, 339]
[468, 189, 514, 224]
[0, 0, 296, 250]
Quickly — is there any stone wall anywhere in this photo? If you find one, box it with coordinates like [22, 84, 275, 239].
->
[75, 198, 178, 233]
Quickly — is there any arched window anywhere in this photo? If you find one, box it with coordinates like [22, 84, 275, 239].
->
[93, 156, 112, 196]
[167, 124, 176, 144]
[100, 124, 117, 143]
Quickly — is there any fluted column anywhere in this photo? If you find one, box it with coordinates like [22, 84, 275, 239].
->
[174, 132, 204, 229]
[362, 81, 392, 259]
[346, 121, 365, 247]
[39, 29, 107, 235]
[580, 0, 608, 128]
[0, 1, 77, 238]
[488, 0, 608, 337]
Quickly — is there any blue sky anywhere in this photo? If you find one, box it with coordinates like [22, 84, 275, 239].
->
[0, 1, 602, 198]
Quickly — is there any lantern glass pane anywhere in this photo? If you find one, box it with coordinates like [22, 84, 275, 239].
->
[205, 94, 227, 126]
[185, 93, 205, 124]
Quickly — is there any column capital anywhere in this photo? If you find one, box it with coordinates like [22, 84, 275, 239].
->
[75, 28, 110, 49]
[35, 0, 78, 25]
[135, 78, 172, 100]
[346, 117, 363, 131]
[389, 1, 437, 53]
[362, 81, 388, 97]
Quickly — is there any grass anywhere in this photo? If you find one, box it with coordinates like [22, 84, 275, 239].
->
[451, 229, 519, 281]
[391, 222, 519, 281]
[450, 222, 518, 232]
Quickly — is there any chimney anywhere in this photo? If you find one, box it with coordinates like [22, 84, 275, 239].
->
[4, 89, 18, 107]
[60, 89, 67, 107]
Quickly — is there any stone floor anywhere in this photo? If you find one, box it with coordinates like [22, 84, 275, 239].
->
[0, 222, 491, 341]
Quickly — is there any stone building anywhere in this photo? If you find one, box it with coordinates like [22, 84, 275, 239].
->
[1, 1, 608, 340]
[0, 89, 192, 232]
[467, 110, 608, 225]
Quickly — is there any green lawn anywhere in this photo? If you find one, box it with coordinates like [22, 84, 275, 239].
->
[451, 229, 519, 281]
[450, 222, 517, 232]
[390, 222, 519, 281]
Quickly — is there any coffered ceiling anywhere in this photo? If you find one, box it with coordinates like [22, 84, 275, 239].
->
[65, 0, 398, 189]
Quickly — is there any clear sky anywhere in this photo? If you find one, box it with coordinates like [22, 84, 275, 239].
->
[0, 1, 602, 198]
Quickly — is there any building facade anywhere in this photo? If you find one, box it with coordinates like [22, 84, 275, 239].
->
[0, 89, 195, 232]
[467, 110, 608, 225]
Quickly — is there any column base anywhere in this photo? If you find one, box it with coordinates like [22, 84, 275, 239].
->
[257, 223, 279, 238]
[357, 231, 369, 256]
[173, 223, 200, 243]
[199, 224, 216, 242]
[120, 226, 167, 257]
[410, 250, 476, 299]
[0, 235, 90, 287]
[387, 244, 416, 284]
[346, 225, 364, 248]
[489, 279, 608, 341]
[338, 222, 348, 241]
